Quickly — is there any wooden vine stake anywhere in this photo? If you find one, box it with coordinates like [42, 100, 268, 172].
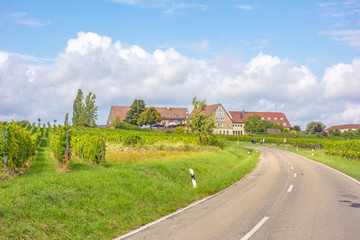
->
[3, 126, 7, 174]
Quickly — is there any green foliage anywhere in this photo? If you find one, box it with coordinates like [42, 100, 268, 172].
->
[137, 107, 162, 127]
[123, 135, 143, 146]
[244, 115, 280, 134]
[72, 134, 105, 165]
[72, 89, 98, 127]
[49, 126, 72, 162]
[289, 130, 297, 138]
[186, 97, 215, 146]
[306, 121, 326, 133]
[84, 92, 98, 127]
[174, 126, 186, 135]
[124, 99, 146, 125]
[0, 121, 38, 171]
[64, 113, 69, 126]
[115, 122, 143, 131]
[324, 140, 360, 159]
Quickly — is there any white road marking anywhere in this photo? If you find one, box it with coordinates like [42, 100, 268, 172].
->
[287, 162, 290, 165]
[294, 173, 297, 178]
[291, 167, 294, 170]
[240, 217, 270, 240]
[287, 185, 294, 192]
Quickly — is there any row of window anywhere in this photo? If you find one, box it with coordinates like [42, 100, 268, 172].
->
[261, 116, 284, 121]
[233, 124, 243, 127]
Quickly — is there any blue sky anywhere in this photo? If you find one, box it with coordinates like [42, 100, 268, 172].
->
[0, 0, 359, 129]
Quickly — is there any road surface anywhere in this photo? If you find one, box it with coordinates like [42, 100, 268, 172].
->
[116, 147, 360, 240]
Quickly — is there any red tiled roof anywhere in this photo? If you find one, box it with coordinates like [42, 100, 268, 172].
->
[107, 106, 189, 124]
[325, 124, 360, 131]
[204, 104, 221, 116]
[153, 107, 189, 120]
[229, 111, 291, 128]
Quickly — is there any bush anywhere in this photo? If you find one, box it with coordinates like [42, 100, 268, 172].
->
[123, 135, 142, 146]
[174, 127, 186, 135]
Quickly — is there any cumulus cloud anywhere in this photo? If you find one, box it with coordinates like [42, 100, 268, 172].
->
[322, 58, 360, 100]
[0, 32, 358, 128]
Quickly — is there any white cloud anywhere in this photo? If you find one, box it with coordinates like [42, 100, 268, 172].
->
[324, 29, 360, 47]
[0, 32, 358, 129]
[165, 3, 209, 15]
[233, 5, 255, 10]
[0, 12, 49, 27]
[322, 58, 360, 100]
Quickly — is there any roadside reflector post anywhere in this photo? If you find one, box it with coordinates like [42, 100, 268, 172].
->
[296, 146, 298, 151]
[248, 151, 250, 158]
[189, 169, 197, 188]
[312, 149, 314, 156]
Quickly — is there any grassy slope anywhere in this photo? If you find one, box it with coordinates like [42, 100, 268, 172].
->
[0, 140, 259, 239]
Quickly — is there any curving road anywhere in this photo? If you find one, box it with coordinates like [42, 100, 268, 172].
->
[116, 147, 360, 240]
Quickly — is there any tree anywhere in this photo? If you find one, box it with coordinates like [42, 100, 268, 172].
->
[306, 121, 326, 133]
[137, 107, 162, 127]
[64, 113, 69, 126]
[292, 125, 301, 131]
[38, 118, 41, 123]
[72, 89, 85, 125]
[84, 92, 98, 127]
[124, 99, 146, 125]
[244, 115, 279, 134]
[186, 97, 215, 146]
[72, 89, 98, 127]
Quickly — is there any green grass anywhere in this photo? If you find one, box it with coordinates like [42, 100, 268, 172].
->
[0, 140, 259, 239]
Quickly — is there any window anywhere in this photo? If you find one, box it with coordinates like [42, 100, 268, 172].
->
[283, 122, 287, 126]
[280, 117, 284, 120]
[228, 124, 230, 128]
[261, 117, 264, 120]
[168, 114, 171, 118]
[268, 117, 271, 120]
[274, 117, 277, 120]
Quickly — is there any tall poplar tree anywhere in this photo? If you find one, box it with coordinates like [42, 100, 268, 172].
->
[72, 89, 98, 127]
[72, 89, 84, 125]
[84, 92, 98, 127]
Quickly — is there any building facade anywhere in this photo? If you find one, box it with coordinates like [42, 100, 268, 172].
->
[106, 106, 189, 128]
[229, 111, 292, 135]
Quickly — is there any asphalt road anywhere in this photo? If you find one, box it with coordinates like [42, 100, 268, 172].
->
[116, 147, 360, 240]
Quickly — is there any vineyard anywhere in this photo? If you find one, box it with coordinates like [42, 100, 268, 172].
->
[324, 140, 360, 159]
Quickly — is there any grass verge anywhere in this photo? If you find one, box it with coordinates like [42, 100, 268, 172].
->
[0, 141, 259, 239]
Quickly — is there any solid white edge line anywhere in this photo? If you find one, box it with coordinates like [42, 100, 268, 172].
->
[240, 217, 270, 240]
[114, 149, 264, 240]
[287, 185, 294, 192]
[298, 155, 360, 185]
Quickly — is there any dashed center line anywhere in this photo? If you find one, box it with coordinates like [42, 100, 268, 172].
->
[287, 185, 294, 192]
[240, 217, 270, 240]
[290, 167, 294, 170]
[294, 173, 297, 178]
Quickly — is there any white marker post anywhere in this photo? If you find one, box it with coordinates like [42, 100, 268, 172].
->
[248, 151, 250, 158]
[312, 149, 314, 156]
[189, 169, 197, 188]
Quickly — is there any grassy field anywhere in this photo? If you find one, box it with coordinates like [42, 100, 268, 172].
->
[0, 139, 259, 239]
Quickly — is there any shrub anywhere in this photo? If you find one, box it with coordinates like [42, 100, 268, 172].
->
[123, 135, 142, 146]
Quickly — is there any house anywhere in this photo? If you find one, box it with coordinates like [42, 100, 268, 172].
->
[229, 111, 292, 135]
[199, 104, 233, 135]
[106, 106, 189, 127]
[325, 124, 360, 133]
